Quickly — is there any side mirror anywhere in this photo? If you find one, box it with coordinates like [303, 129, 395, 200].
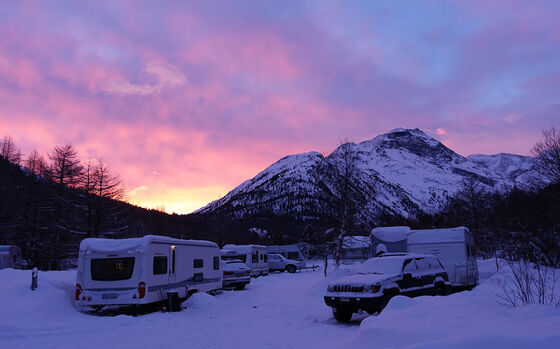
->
[403, 273, 412, 280]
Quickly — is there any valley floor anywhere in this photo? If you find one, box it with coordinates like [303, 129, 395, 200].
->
[1, 260, 559, 349]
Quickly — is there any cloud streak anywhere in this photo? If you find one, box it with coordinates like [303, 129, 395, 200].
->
[1, 1, 559, 213]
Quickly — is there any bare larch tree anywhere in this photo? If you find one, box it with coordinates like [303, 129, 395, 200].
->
[531, 126, 560, 185]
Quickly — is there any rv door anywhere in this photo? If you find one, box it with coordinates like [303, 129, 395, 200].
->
[169, 245, 176, 284]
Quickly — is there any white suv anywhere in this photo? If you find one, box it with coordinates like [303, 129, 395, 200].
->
[325, 253, 450, 322]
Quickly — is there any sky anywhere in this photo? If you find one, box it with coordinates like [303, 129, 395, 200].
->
[1, 1, 559, 214]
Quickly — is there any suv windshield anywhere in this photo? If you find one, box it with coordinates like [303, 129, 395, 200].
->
[354, 257, 404, 275]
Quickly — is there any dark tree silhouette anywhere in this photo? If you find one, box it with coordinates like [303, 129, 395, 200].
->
[1, 135, 22, 165]
[531, 126, 560, 185]
[48, 144, 83, 189]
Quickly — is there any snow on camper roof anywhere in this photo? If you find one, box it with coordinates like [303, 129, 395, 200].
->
[407, 227, 470, 244]
[80, 235, 217, 254]
[222, 244, 266, 253]
[371, 226, 411, 242]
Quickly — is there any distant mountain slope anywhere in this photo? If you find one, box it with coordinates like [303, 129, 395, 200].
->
[197, 128, 538, 227]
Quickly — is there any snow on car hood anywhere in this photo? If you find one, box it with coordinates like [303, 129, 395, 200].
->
[331, 273, 397, 286]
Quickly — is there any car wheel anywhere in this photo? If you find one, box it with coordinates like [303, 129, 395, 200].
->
[333, 307, 353, 323]
[235, 283, 246, 290]
[286, 265, 296, 273]
[433, 285, 447, 296]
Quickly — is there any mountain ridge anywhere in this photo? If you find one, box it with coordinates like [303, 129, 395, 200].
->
[197, 128, 538, 230]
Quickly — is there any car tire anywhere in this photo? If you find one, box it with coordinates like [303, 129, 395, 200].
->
[433, 285, 447, 296]
[286, 265, 296, 273]
[235, 283, 246, 290]
[333, 307, 353, 323]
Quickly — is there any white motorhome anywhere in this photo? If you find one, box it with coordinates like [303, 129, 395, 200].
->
[407, 227, 478, 289]
[75, 235, 222, 309]
[267, 245, 307, 268]
[221, 245, 269, 277]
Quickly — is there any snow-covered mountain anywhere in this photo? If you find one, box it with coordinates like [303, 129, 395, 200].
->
[197, 128, 538, 226]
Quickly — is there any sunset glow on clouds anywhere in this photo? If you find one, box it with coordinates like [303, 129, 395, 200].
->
[1, 1, 560, 213]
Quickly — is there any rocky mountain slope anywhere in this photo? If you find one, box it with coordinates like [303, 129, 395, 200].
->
[197, 128, 539, 228]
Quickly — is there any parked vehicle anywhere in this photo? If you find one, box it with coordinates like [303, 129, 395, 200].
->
[370, 226, 478, 289]
[0, 245, 24, 269]
[221, 259, 251, 290]
[370, 226, 410, 255]
[342, 236, 371, 263]
[407, 227, 478, 289]
[221, 245, 269, 277]
[268, 254, 302, 273]
[324, 253, 450, 323]
[75, 235, 222, 310]
[267, 245, 307, 268]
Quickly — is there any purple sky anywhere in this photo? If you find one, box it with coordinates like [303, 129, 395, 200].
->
[1, 1, 559, 213]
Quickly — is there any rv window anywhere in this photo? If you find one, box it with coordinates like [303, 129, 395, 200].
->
[264, 254, 268, 263]
[194, 259, 203, 268]
[287, 252, 299, 260]
[91, 258, 135, 281]
[223, 255, 247, 263]
[252, 252, 258, 263]
[153, 256, 167, 275]
[213, 256, 219, 270]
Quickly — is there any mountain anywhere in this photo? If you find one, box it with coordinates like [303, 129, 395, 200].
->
[197, 128, 539, 230]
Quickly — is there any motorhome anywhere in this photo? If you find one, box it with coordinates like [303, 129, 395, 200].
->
[407, 227, 478, 288]
[75, 235, 222, 310]
[370, 226, 411, 255]
[267, 245, 307, 268]
[0, 245, 23, 269]
[221, 245, 269, 277]
[341, 236, 371, 263]
[370, 226, 478, 289]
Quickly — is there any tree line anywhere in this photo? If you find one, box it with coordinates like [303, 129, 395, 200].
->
[0, 137, 127, 269]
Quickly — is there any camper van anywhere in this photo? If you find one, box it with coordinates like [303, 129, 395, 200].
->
[221, 245, 269, 277]
[407, 227, 478, 289]
[267, 245, 307, 268]
[370, 226, 478, 289]
[75, 235, 222, 309]
[341, 236, 371, 263]
[0, 245, 23, 269]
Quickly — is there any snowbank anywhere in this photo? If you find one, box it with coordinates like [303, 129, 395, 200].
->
[1, 259, 560, 349]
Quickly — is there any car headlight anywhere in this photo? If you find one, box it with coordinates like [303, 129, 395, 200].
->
[327, 285, 335, 292]
[368, 284, 380, 293]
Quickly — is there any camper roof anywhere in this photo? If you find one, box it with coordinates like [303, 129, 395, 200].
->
[371, 226, 411, 242]
[222, 244, 266, 253]
[407, 227, 470, 244]
[80, 235, 217, 254]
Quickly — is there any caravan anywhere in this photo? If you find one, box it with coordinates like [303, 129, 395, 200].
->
[370, 226, 478, 289]
[75, 235, 222, 309]
[0, 245, 23, 269]
[407, 227, 478, 288]
[221, 245, 269, 277]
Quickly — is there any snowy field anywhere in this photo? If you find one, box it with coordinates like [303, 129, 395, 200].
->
[1, 260, 560, 349]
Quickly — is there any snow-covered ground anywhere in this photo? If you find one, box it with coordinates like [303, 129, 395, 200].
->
[1, 260, 560, 349]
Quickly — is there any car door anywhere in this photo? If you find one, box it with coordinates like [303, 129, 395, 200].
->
[399, 259, 419, 295]
[269, 255, 281, 270]
[414, 258, 433, 291]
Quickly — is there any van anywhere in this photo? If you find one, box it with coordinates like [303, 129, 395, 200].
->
[221, 245, 269, 277]
[75, 235, 222, 310]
